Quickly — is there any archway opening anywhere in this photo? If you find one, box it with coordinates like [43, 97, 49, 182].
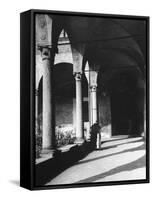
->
[53, 63, 89, 147]
[109, 69, 144, 136]
[97, 65, 145, 138]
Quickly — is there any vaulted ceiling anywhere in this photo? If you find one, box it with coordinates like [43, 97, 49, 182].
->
[36, 13, 147, 94]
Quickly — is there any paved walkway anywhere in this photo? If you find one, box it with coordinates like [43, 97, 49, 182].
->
[46, 136, 146, 185]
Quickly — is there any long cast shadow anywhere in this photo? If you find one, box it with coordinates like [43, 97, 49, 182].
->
[100, 138, 143, 151]
[74, 154, 146, 183]
[36, 142, 93, 186]
[101, 136, 143, 144]
[36, 139, 144, 186]
[75, 142, 145, 166]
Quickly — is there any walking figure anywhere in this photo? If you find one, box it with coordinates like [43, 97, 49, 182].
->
[90, 121, 101, 149]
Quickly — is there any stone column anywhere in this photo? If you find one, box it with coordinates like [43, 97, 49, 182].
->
[74, 72, 84, 143]
[40, 46, 56, 152]
[90, 85, 98, 124]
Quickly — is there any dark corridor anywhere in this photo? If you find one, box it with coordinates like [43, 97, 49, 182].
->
[110, 72, 144, 136]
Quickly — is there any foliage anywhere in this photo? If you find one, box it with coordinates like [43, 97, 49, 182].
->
[35, 121, 76, 158]
[56, 125, 76, 147]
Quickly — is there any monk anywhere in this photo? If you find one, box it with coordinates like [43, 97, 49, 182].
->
[90, 121, 101, 149]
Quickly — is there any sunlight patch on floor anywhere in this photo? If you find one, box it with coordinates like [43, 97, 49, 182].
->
[46, 138, 145, 185]
[94, 167, 146, 182]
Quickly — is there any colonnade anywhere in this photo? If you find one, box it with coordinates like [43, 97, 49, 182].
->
[35, 14, 98, 154]
[36, 48, 98, 154]
[35, 14, 145, 156]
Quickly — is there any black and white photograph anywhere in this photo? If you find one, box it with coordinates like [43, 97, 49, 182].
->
[33, 11, 149, 189]
[0, 0, 152, 198]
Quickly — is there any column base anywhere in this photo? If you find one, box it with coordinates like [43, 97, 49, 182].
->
[75, 138, 85, 145]
[41, 148, 61, 157]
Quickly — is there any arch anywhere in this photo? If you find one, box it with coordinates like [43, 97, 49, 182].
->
[53, 62, 89, 138]
[53, 62, 88, 98]
[97, 66, 145, 137]
[53, 28, 73, 65]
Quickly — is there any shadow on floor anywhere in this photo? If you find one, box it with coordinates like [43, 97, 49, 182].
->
[100, 138, 143, 151]
[35, 137, 145, 186]
[35, 142, 93, 186]
[76, 141, 145, 166]
[74, 154, 146, 183]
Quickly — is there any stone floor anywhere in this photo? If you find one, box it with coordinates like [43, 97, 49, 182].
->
[46, 136, 146, 185]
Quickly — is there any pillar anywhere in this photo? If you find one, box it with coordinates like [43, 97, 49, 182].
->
[40, 46, 56, 152]
[90, 85, 98, 125]
[74, 72, 84, 143]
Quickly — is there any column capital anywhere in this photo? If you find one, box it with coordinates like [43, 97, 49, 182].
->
[74, 72, 82, 81]
[37, 45, 55, 63]
[90, 85, 97, 92]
